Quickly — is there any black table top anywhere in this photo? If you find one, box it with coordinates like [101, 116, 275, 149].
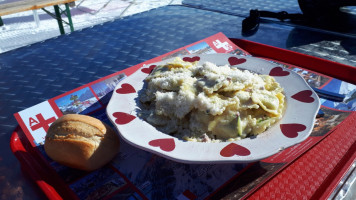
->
[1, 4, 355, 199]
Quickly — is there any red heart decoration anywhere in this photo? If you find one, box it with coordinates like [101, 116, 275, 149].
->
[269, 67, 290, 76]
[112, 112, 136, 125]
[149, 138, 176, 152]
[183, 56, 200, 62]
[220, 143, 251, 157]
[280, 123, 306, 138]
[291, 90, 315, 103]
[141, 65, 156, 74]
[228, 57, 246, 65]
[116, 83, 136, 94]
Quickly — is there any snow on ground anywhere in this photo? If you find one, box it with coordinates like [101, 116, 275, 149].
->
[0, 0, 181, 54]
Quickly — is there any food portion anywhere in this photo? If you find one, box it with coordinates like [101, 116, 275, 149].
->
[138, 57, 285, 142]
[44, 114, 120, 171]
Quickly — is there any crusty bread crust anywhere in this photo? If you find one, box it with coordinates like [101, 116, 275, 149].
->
[44, 114, 120, 171]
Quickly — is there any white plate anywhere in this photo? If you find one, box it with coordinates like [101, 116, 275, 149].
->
[106, 54, 320, 164]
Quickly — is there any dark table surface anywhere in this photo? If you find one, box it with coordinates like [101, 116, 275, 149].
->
[1, 2, 356, 199]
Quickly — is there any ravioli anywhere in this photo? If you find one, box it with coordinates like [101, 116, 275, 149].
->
[138, 57, 285, 142]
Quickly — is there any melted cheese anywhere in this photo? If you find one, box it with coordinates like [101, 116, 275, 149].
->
[139, 57, 285, 142]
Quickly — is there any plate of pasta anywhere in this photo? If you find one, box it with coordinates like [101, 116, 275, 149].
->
[107, 54, 320, 163]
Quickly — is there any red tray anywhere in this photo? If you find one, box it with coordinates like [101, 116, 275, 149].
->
[233, 39, 356, 199]
[10, 39, 356, 200]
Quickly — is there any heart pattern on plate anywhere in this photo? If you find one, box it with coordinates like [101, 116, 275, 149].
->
[112, 112, 136, 125]
[183, 56, 200, 62]
[116, 83, 136, 94]
[141, 65, 156, 74]
[228, 57, 246, 65]
[149, 138, 176, 152]
[269, 67, 290, 76]
[280, 123, 306, 138]
[220, 143, 251, 157]
[292, 90, 315, 103]
[108, 54, 320, 163]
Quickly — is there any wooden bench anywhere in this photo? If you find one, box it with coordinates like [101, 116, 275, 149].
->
[0, 0, 77, 34]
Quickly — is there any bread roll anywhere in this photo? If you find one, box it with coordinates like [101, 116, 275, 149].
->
[44, 114, 120, 171]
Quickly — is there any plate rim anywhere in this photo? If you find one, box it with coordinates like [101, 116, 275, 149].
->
[106, 53, 321, 164]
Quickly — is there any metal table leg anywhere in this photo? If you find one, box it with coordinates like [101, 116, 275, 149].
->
[53, 5, 65, 34]
[50, 3, 75, 35]
[0, 16, 4, 26]
[65, 3, 74, 32]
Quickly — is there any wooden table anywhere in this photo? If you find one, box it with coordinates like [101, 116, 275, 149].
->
[0, 0, 77, 34]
